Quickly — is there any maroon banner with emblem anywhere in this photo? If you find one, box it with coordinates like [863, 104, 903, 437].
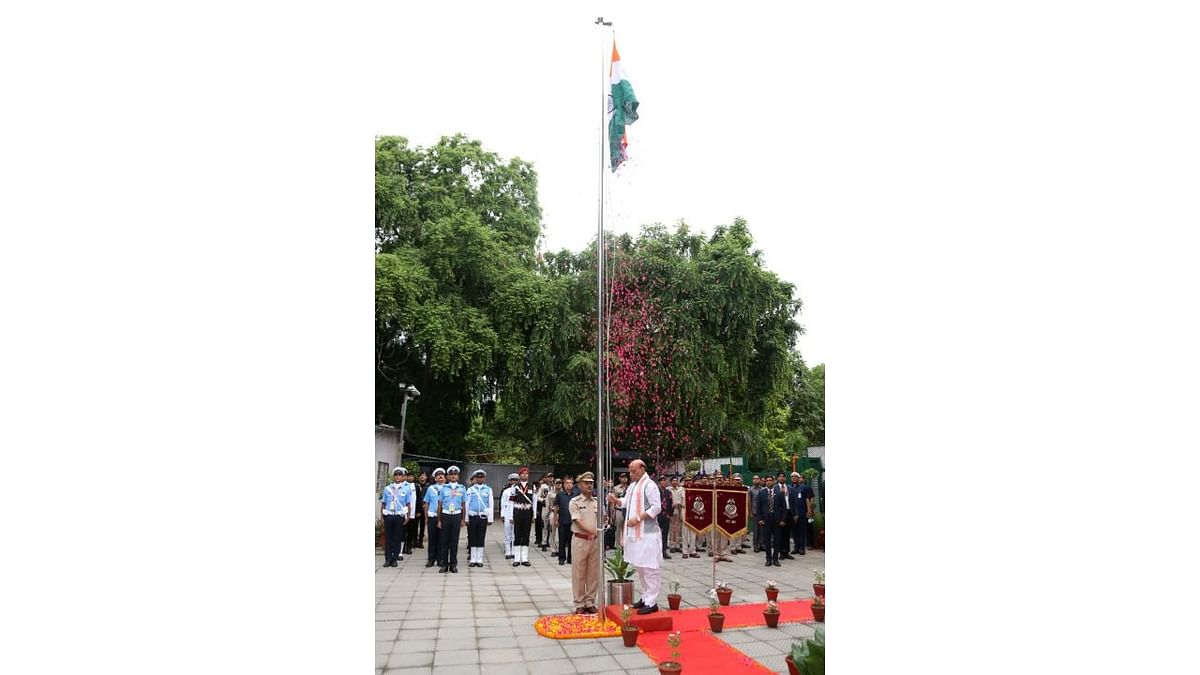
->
[715, 487, 749, 538]
[683, 487, 714, 535]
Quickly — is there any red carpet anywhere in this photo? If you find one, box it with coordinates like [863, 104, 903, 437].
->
[668, 598, 815, 632]
[613, 600, 817, 673]
[605, 598, 815, 633]
[637, 630, 775, 674]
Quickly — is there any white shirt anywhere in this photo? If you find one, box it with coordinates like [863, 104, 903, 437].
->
[500, 485, 514, 520]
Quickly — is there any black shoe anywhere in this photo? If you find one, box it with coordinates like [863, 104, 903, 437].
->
[798, 551, 806, 555]
[632, 600, 645, 609]
[438, 566, 448, 573]
[425, 561, 434, 568]
[663, 554, 672, 559]
[505, 554, 514, 559]
[522, 561, 531, 567]
[782, 554, 795, 560]
[765, 560, 772, 566]
[559, 560, 566, 566]
[450, 566, 458, 573]
[414, 544, 423, 549]
[773, 560, 782, 567]
[637, 604, 659, 615]
[513, 561, 520, 567]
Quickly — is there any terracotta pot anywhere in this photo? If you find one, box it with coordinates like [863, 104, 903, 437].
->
[716, 588, 732, 606]
[811, 605, 825, 622]
[813, 583, 825, 598]
[621, 625, 639, 647]
[785, 655, 800, 675]
[708, 612, 725, 633]
[667, 594, 682, 610]
[765, 588, 779, 602]
[658, 661, 682, 675]
[764, 610, 780, 628]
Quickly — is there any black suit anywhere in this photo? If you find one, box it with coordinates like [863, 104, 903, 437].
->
[408, 482, 426, 550]
[788, 483, 812, 553]
[756, 487, 785, 563]
[658, 486, 673, 556]
[555, 491, 574, 562]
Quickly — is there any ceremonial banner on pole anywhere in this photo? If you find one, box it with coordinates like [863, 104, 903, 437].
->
[683, 486, 714, 535]
[715, 487, 749, 538]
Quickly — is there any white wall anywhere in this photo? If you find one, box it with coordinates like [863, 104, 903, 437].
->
[375, 427, 401, 522]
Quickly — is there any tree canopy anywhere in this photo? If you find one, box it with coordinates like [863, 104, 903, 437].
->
[376, 134, 822, 469]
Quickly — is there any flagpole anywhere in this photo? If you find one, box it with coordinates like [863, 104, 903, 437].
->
[594, 15, 612, 620]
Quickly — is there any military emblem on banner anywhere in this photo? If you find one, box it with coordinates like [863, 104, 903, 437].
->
[715, 487, 748, 538]
[683, 487, 714, 535]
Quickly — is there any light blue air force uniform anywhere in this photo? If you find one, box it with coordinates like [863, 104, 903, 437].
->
[381, 481, 415, 517]
[466, 483, 493, 565]
[440, 482, 466, 515]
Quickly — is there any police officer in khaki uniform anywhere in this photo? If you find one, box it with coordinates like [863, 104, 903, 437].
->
[569, 472, 601, 614]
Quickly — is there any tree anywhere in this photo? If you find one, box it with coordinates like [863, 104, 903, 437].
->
[376, 135, 817, 467]
[601, 220, 803, 469]
[789, 360, 825, 447]
[375, 134, 551, 458]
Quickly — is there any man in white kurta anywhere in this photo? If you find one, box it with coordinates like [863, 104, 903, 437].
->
[607, 459, 663, 614]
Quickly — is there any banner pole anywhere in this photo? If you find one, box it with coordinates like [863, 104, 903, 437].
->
[711, 477, 717, 592]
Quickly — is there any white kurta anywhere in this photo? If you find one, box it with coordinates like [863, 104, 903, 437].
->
[617, 475, 663, 569]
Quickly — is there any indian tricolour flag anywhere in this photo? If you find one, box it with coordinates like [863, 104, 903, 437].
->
[608, 40, 640, 171]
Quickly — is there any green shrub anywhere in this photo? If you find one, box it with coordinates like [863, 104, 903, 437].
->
[789, 625, 824, 675]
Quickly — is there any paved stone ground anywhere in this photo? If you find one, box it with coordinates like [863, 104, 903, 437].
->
[376, 523, 824, 674]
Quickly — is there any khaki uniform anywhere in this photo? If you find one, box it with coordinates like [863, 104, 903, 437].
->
[611, 482, 627, 547]
[569, 492, 600, 610]
[668, 485, 685, 550]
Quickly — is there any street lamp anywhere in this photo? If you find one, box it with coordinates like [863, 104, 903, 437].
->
[396, 383, 420, 470]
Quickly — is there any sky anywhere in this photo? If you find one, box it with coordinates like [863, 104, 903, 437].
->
[392, 3, 831, 366]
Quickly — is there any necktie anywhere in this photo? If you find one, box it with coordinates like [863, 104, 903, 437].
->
[768, 491, 774, 514]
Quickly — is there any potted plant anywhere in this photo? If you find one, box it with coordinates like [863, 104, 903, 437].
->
[707, 589, 725, 633]
[765, 579, 780, 602]
[620, 604, 640, 647]
[810, 593, 824, 622]
[667, 578, 682, 610]
[763, 600, 781, 628]
[658, 631, 682, 674]
[786, 625, 824, 675]
[715, 580, 732, 606]
[812, 570, 825, 598]
[605, 548, 635, 606]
